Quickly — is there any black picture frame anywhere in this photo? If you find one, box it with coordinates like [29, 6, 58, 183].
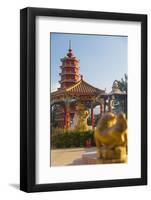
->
[20, 7, 147, 192]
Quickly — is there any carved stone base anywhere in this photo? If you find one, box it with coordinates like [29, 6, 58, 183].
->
[98, 146, 127, 160]
[82, 151, 127, 165]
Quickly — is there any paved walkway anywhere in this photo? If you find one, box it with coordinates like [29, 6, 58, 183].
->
[51, 147, 96, 166]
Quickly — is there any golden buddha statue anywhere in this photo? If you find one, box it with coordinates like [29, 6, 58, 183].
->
[75, 102, 90, 131]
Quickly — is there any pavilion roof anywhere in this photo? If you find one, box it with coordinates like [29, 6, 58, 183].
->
[65, 78, 104, 95]
[51, 77, 105, 98]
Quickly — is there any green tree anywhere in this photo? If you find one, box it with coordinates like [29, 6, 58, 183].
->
[117, 73, 127, 93]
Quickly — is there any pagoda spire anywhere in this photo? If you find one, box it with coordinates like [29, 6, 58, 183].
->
[69, 40, 71, 50]
[67, 40, 73, 58]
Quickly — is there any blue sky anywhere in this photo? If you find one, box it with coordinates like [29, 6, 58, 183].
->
[50, 33, 127, 92]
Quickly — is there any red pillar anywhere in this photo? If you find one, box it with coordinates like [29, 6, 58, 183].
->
[66, 111, 70, 129]
[64, 105, 70, 129]
[64, 106, 66, 128]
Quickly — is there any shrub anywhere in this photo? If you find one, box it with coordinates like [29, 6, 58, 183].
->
[51, 129, 96, 149]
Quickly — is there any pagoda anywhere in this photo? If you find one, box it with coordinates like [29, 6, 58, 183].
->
[51, 42, 106, 129]
[59, 41, 80, 89]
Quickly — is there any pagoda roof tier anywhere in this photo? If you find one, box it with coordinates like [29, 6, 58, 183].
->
[51, 76, 105, 100]
[59, 80, 77, 84]
[59, 65, 79, 69]
[60, 57, 79, 62]
[59, 72, 79, 76]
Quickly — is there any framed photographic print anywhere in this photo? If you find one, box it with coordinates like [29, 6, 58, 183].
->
[20, 7, 147, 192]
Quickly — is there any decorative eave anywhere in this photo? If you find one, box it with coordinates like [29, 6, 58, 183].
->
[51, 76, 105, 100]
[51, 89, 64, 97]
